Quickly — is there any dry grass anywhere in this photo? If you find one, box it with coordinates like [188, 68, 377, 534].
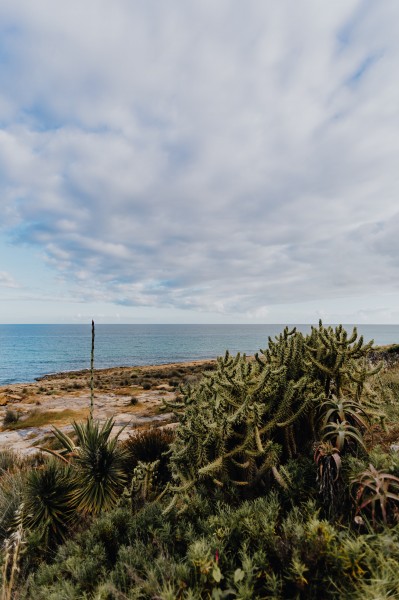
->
[3, 408, 89, 431]
[112, 387, 141, 396]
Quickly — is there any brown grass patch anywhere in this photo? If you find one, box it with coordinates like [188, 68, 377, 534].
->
[3, 408, 89, 430]
[119, 402, 145, 414]
[113, 387, 140, 396]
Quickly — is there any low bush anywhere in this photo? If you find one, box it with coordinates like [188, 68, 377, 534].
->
[20, 492, 399, 599]
[0, 449, 21, 474]
[3, 409, 20, 427]
[5, 409, 80, 430]
[122, 427, 175, 487]
[24, 460, 78, 545]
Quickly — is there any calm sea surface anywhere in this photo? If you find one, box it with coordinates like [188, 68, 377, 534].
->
[0, 324, 398, 385]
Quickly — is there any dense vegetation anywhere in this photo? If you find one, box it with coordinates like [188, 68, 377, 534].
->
[1, 322, 399, 599]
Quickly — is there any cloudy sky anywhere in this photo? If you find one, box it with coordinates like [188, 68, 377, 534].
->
[0, 1, 399, 324]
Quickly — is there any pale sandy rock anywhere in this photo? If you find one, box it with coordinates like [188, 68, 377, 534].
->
[0, 359, 215, 456]
[6, 394, 23, 402]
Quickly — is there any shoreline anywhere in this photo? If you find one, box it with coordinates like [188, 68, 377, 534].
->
[0, 357, 219, 387]
[0, 358, 217, 386]
[34, 357, 217, 383]
[0, 359, 217, 455]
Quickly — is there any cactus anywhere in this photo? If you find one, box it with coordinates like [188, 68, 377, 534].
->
[305, 321, 375, 399]
[165, 323, 379, 507]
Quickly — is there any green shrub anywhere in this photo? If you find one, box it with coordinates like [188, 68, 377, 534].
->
[3, 409, 20, 427]
[0, 449, 21, 474]
[20, 488, 399, 599]
[24, 460, 77, 545]
[122, 428, 174, 488]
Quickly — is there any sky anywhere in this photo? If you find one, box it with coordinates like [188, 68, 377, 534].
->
[1, 0, 399, 325]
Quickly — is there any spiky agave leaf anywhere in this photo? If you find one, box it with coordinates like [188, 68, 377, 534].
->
[52, 425, 77, 454]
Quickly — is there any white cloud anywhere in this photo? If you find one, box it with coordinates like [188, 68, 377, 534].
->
[0, 271, 19, 289]
[0, 1, 399, 319]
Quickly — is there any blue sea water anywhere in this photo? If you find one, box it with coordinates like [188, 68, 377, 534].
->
[0, 324, 398, 385]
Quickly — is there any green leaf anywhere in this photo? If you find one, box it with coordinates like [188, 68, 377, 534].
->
[212, 565, 224, 583]
[234, 568, 245, 584]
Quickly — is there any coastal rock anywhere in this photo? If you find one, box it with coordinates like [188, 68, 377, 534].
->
[0, 359, 214, 455]
[6, 394, 22, 402]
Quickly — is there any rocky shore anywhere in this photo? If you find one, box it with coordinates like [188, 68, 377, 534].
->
[0, 359, 216, 455]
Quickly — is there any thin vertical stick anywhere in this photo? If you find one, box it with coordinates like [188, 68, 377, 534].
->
[90, 319, 95, 419]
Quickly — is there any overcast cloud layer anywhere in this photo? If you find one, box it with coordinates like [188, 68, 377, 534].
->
[1, 1, 399, 321]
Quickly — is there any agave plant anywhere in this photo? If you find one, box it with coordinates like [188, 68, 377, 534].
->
[40, 321, 128, 515]
[72, 418, 128, 514]
[23, 460, 77, 544]
[352, 463, 399, 527]
[44, 417, 128, 515]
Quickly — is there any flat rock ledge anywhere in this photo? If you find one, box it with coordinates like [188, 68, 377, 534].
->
[0, 360, 215, 456]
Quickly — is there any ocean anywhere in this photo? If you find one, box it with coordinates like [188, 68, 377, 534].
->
[0, 323, 398, 385]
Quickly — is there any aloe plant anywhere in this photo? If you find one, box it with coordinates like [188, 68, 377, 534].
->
[314, 441, 342, 519]
[352, 463, 399, 527]
[320, 395, 370, 431]
[322, 420, 365, 452]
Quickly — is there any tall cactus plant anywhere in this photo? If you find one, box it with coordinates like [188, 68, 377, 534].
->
[165, 323, 380, 508]
[305, 322, 376, 399]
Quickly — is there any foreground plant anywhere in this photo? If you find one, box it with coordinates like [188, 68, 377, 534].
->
[352, 463, 399, 527]
[1, 504, 25, 600]
[48, 418, 128, 515]
[314, 441, 343, 519]
[24, 461, 76, 544]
